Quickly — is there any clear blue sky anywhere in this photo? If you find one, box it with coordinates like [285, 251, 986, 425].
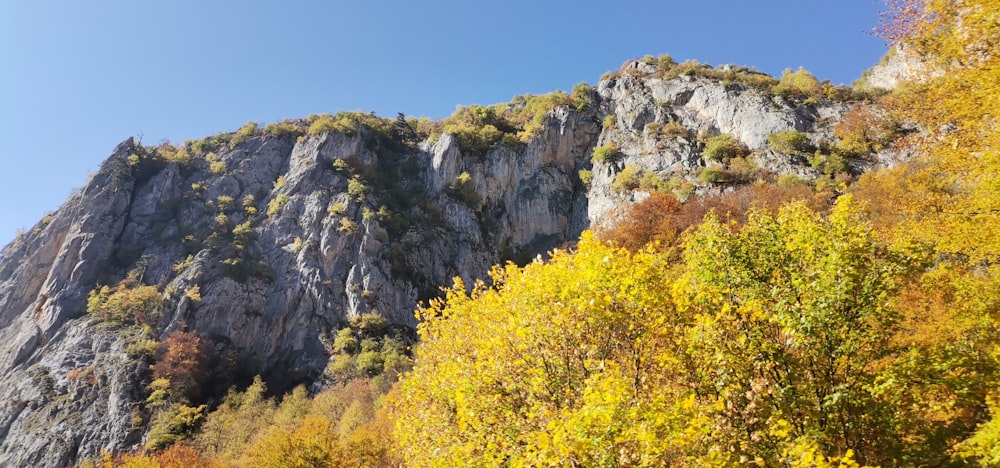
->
[0, 1, 888, 245]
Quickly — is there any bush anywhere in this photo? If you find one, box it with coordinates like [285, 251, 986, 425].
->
[126, 339, 160, 359]
[263, 121, 306, 139]
[777, 173, 808, 188]
[328, 202, 347, 216]
[347, 177, 366, 202]
[209, 160, 226, 175]
[232, 221, 254, 244]
[702, 134, 748, 161]
[87, 280, 162, 326]
[834, 106, 899, 155]
[152, 330, 211, 403]
[578, 169, 593, 188]
[360, 337, 380, 353]
[809, 151, 846, 176]
[146, 403, 207, 451]
[602, 115, 617, 129]
[611, 165, 642, 193]
[699, 165, 729, 184]
[231, 122, 260, 146]
[333, 329, 359, 354]
[639, 171, 673, 192]
[170, 148, 193, 166]
[327, 354, 357, 382]
[591, 143, 620, 163]
[660, 121, 690, 138]
[598, 192, 682, 251]
[767, 130, 812, 154]
[570, 82, 594, 110]
[678, 59, 703, 76]
[338, 218, 357, 234]
[216, 195, 235, 212]
[772, 67, 822, 97]
[185, 285, 202, 302]
[443, 105, 506, 155]
[307, 115, 337, 135]
[350, 312, 389, 336]
[450, 172, 481, 209]
[727, 156, 759, 182]
[266, 194, 290, 217]
[356, 351, 385, 376]
[242, 195, 257, 217]
[308, 113, 359, 136]
[657, 54, 676, 70]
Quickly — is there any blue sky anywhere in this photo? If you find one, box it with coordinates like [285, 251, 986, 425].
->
[0, 1, 888, 245]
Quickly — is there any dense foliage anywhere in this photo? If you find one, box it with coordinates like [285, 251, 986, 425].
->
[396, 199, 923, 466]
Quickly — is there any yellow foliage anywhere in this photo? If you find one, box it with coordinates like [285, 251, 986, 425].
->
[184, 285, 201, 302]
[394, 232, 690, 466]
[244, 416, 344, 468]
[87, 280, 162, 326]
[865, 0, 1000, 264]
[773, 67, 822, 97]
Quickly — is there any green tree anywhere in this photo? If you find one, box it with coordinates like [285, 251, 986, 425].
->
[673, 196, 908, 464]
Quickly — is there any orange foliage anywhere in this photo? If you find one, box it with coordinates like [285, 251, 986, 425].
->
[597, 192, 681, 251]
[834, 105, 899, 155]
[89, 444, 224, 468]
[153, 444, 223, 468]
[152, 330, 210, 403]
[599, 183, 834, 251]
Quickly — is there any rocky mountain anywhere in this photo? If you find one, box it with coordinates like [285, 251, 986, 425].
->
[0, 58, 896, 465]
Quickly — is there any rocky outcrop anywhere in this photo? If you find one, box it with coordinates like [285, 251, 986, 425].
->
[586, 65, 854, 224]
[857, 45, 936, 91]
[0, 61, 899, 465]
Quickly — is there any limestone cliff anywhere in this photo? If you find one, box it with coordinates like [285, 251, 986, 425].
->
[0, 60, 899, 465]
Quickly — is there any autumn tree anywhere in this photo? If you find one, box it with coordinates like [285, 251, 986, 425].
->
[152, 330, 210, 403]
[194, 376, 277, 460]
[244, 416, 345, 468]
[833, 105, 899, 155]
[87, 279, 162, 326]
[598, 192, 682, 251]
[673, 197, 910, 464]
[599, 182, 832, 253]
[393, 233, 688, 466]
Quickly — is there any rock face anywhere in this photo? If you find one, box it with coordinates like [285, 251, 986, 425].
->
[858, 45, 936, 91]
[0, 62, 896, 465]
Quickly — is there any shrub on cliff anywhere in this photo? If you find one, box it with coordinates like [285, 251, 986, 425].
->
[591, 143, 620, 163]
[702, 134, 748, 161]
[86, 279, 162, 327]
